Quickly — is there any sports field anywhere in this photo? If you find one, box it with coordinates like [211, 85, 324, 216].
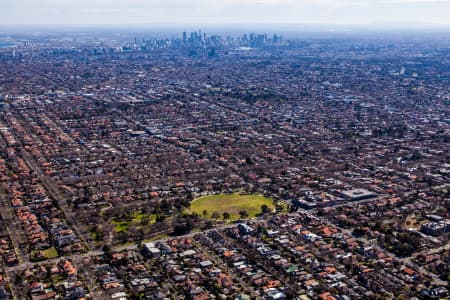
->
[188, 193, 274, 221]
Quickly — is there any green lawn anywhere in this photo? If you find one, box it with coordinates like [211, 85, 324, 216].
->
[276, 200, 289, 213]
[31, 247, 58, 261]
[142, 233, 170, 243]
[43, 247, 58, 259]
[112, 212, 157, 233]
[187, 193, 274, 221]
[112, 221, 130, 232]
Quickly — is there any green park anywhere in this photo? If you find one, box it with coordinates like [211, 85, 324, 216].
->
[187, 193, 275, 221]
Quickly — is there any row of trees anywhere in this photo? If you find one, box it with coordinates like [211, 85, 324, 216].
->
[201, 204, 272, 220]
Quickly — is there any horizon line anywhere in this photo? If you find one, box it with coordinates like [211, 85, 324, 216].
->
[1, 21, 450, 28]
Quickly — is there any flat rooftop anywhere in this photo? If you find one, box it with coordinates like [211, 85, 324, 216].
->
[339, 188, 377, 200]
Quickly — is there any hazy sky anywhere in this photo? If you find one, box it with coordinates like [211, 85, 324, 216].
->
[1, 0, 450, 26]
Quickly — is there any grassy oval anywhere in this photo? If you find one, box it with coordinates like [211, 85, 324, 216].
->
[188, 193, 274, 221]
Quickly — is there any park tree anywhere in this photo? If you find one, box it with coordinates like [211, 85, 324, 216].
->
[140, 216, 150, 226]
[160, 199, 171, 212]
[173, 215, 194, 235]
[156, 214, 166, 223]
[204, 221, 213, 230]
[261, 204, 271, 214]
[102, 244, 113, 259]
[239, 210, 249, 219]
